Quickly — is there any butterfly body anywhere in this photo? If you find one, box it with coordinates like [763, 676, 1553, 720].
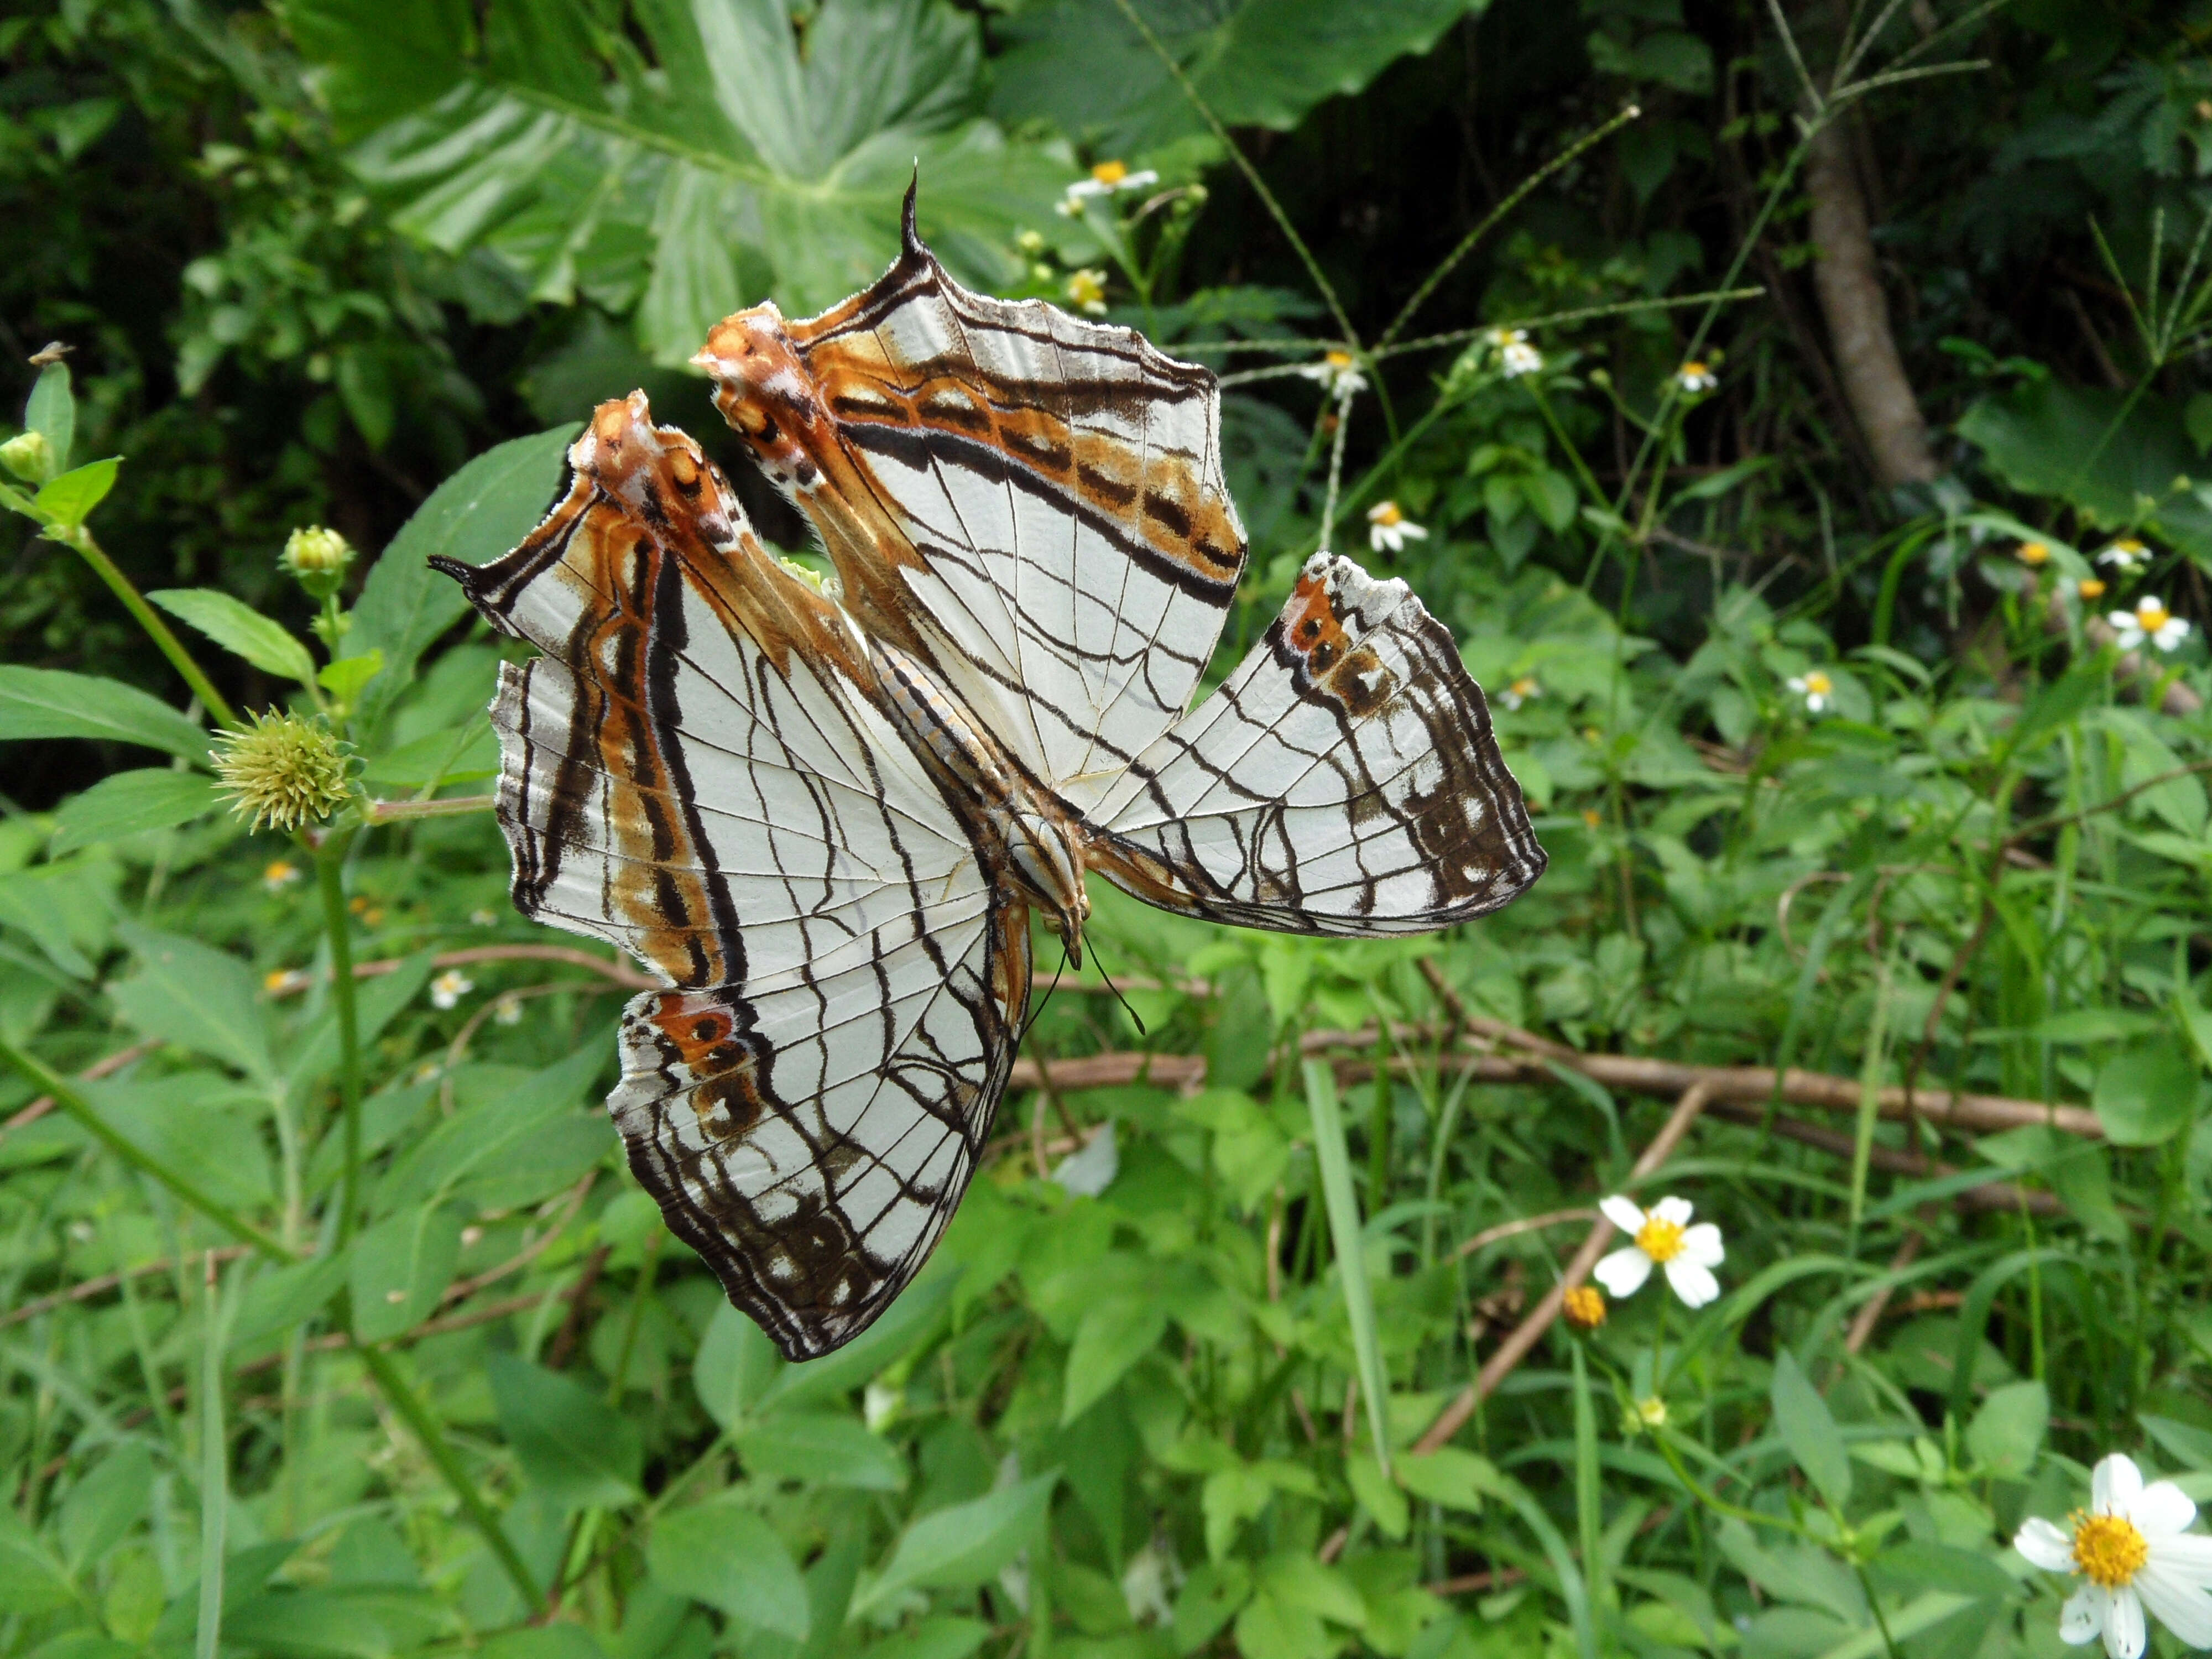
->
[443, 195, 1545, 1359]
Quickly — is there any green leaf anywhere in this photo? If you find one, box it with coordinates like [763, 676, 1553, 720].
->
[1769, 1350, 1851, 1507]
[289, 954, 437, 1100]
[2094, 1038, 2201, 1146]
[59, 1442, 153, 1573]
[290, 0, 1067, 358]
[0, 1507, 74, 1615]
[0, 666, 208, 761]
[232, 1253, 349, 1349]
[33, 457, 118, 530]
[348, 427, 575, 732]
[864, 1618, 993, 1659]
[486, 1353, 643, 1510]
[849, 1473, 1057, 1620]
[349, 1204, 463, 1343]
[49, 768, 220, 854]
[109, 922, 277, 1083]
[691, 1302, 785, 1433]
[1965, 1380, 2048, 1478]
[377, 1044, 605, 1212]
[1345, 1451, 1408, 1540]
[647, 1494, 810, 1639]
[732, 1412, 905, 1490]
[479, 1626, 607, 1659]
[1305, 1060, 1391, 1470]
[2002, 657, 2108, 760]
[995, 0, 1479, 153]
[1061, 1293, 1167, 1423]
[148, 589, 318, 685]
[317, 650, 385, 707]
[25, 358, 75, 474]
[1394, 1448, 1495, 1515]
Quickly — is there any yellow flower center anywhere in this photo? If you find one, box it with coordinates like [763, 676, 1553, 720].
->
[1562, 1286, 1606, 1328]
[1802, 671, 1832, 696]
[1324, 349, 1354, 369]
[2140, 602, 2171, 632]
[1582, 808, 1603, 828]
[2018, 541, 2049, 565]
[2080, 578, 2107, 598]
[1067, 272, 1104, 306]
[2071, 1512, 2148, 1589]
[1511, 677, 1538, 697]
[1091, 160, 1129, 185]
[263, 969, 291, 994]
[1635, 1215, 1687, 1262]
[1681, 361, 1707, 378]
[1372, 501, 1402, 526]
[2117, 539, 2145, 553]
[264, 860, 295, 883]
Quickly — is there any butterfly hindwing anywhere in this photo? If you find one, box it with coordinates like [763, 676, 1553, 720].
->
[1089, 553, 1547, 934]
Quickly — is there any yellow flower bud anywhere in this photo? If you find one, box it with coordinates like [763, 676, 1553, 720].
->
[281, 525, 355, 598]
[1, 430, 55, 485]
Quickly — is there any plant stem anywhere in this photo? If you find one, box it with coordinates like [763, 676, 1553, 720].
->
[195, 1253, 230, 1659]
[55, 523, 240, 729]
[364, 794, 497, 823]
[355, 1343, 544, 1609]
[0, 1039, 295, 1260]
[316, 834, 366, 1245]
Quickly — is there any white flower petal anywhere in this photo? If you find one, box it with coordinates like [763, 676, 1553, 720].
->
[2131, 1480, 2198, 1538]
[1652, 1196, 1694, 1227]
[1400, 522, 1428, 540]
[2096, 1455, 2146, 1517]
[2157, 619, 2192, 650]
[2064, 1587, 2109, 1647]
[2150, 1534, 2212, 1571]
[1599, 1194, 1648, 1234]
[2133, 1562, 2212, 1647]
[1678, 1223, 1725, 1267]
[1665, 1258, 1721, 1308]
[1806, 693, 1827, 711]
[1593, 1247, 1653, 1298]
[2109, 610, 2140, 631]
[2104, 1586, 2146, 1659]
[2016, 1516, 2077, 1572]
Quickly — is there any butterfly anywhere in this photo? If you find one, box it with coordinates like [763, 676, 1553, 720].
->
[438, 189, 1545, 1360]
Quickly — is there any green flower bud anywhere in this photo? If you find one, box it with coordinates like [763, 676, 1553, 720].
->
[1, 430, 55, 485]
[280, 525, 356, 598]
[212, 711, 353, 833]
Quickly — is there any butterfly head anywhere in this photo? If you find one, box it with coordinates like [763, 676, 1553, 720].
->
[695, 306, 835, 496]
[1008, 811, 1091, 968]
[581, 393, 744, 547]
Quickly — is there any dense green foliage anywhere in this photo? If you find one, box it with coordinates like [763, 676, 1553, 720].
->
[8, 2, 2212, 1658]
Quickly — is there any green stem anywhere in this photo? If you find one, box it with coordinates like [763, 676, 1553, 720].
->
[354, 1343, 544, 1610]
[0, 1039, 295, 1261]
[195, 1256, 231, 1659]
[316, 835, 366, 1245]
[364, 795, 497, 824]
[55, 524, 240, 729]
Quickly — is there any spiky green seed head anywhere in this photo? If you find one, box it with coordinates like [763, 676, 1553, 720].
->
[212, 711, 352, 833]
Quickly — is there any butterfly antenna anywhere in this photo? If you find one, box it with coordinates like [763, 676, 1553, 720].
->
[1021, 956, 1066, 1050]
[1087, 942, 1148, 1038]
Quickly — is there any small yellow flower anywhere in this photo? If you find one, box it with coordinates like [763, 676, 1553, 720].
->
[492, 993, 524, 1026]
[1056, 160, 1160, 215]
[1787, 670, 1833, 713]
[1674, 361, 1717, 394]
[1636, 1396, 1669, 1427]
[1365, 500, 1429, 554]
[349, 895, 370, 915]
[1092, 160, 1130, 187]
[2099, 537, 2151, 575]
[1501, 676, 1540, 712]
[2110, 596, 2191, 653]
[1065, 268, 1109, 315]
[262, 859, 301, 893]
[1, 430, 55, 485]
[263, 968, 294, 995]
[2017, 540, 2051, 566]
[1300, 350, 1369, 399]
[280, 525, 355, 598]
[1562, 1285, 1606, 1329]
[2079, 578, 2107, 600]
[1582, 807, 1604, 829]
[429, 968, 474, 1010]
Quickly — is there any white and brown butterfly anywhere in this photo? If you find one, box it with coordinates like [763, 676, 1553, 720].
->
[439, 193, 1545, 1360]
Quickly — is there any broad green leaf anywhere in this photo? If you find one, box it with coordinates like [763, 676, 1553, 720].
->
[349, 1203, 463, 1342]
[377, 1044, 605, 1211]
[288, 0, 1067, 358]
[288, 953, 436, 1099]
[59, 1442, 154, 1572]
[995, 0, 1479, 153]
[1965, 1380, 2048, 1478]
[486, 1353, 643, 1509]
[1174, 1559, 1253, 1653]
[0, 666, 208, 761]
[479, 1625, 607, 1659]
[691, 1302, 785, 1432]
[1345, 1451, 1408, 1540]
[148, 588, 318, 685]
[33, 457, 118, 529]
[865, 1619, 992, 1659]
[2094, 1038, 2200, 1146]
[1394, 1448, 1494, 1514]
[1769, 1350, 1851, 1508]
[1869, 1543, 2013, 1602]
[25, 358, 75, 473]
[49, 768, 220, 854]
[0, 1506, 74, 1615]
[232, 1253, 349, 1349]
[348, 426, 576, 732]
[732, 1412, 905, 1490]
[318, 650, 385, 708]
[1062, 1293, 1167, 1423]
[849, 1472, 1057, 1619]
[109, 922, 276, 1083]
[647, 1495, 810, 1639]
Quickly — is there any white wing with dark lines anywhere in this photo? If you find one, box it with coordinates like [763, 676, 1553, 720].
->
[1089, 554, 1547, 933]
[436, 395, 1028, 1359]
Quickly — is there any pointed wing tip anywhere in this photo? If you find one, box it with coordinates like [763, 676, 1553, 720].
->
[902, 166, 922, 258]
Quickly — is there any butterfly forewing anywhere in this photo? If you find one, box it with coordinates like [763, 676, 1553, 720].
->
[438, 394, 1027, 1359]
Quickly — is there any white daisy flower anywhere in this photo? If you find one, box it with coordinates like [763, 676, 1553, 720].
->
[1055, 159, 1160, 216]
[492, 993, 523, 1026]
[1501, 675, 1541, 711]
[1365, 500, 1430, 554]
[2109, 597, 2190, 653]
[2098, 538, 2152, 575]
[1298, 349, 1368, 399]
[1787, 669, 1833, 713]
[261, 859, 301, 893]
[1593, 1194, 1724, 1308]
[1674, 361, 1718, 394]
[1065, 269, 1109, 315]
[2015, 1453, 2212, 1659]
[1483, 327, 1544, 378]
[469, 906, 497, 927]
[429, 968, 474, 1010]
